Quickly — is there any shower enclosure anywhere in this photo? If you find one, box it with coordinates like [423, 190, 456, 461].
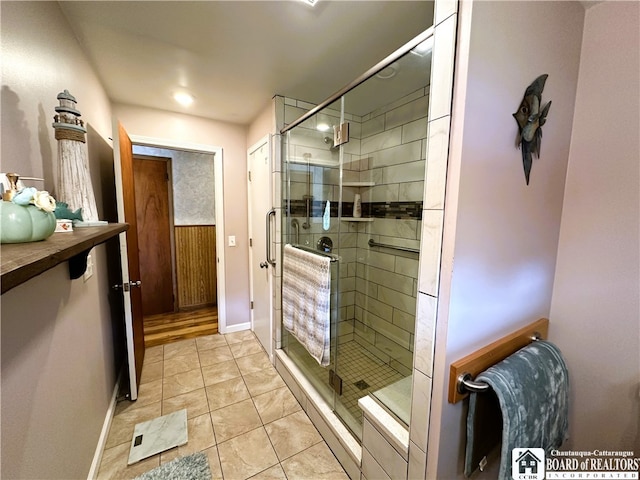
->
[280, 30, 434, 440]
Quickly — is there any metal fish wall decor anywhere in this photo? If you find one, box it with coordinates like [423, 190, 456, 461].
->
[513, 74, 552, 185]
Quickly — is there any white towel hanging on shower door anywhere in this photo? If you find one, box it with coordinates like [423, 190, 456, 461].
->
[282, 244, 331, 366]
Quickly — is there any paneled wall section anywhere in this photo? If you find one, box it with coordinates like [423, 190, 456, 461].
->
[175, 226, 217, 308]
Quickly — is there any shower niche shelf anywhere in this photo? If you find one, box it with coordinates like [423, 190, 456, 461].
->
[342, 181, 375, 221]
[341, 217, 374, 222]
[342, 181, 375, 187]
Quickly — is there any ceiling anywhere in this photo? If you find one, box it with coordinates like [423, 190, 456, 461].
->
[59, 1, 435, 126]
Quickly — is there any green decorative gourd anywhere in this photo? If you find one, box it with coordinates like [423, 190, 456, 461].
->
[0, 200, 56, 244]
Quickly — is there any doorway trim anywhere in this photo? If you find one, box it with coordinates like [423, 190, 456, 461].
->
[128, 134, 227, 332]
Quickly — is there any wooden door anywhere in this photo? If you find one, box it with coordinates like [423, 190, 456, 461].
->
[112, 120, 145, 400]
[133, 157, 174, 315]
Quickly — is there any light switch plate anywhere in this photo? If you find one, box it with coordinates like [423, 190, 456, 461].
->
[228, 235, 236, 247]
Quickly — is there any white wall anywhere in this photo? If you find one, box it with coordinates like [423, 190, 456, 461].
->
[429, 1, 585, 477]
[112, 103, 251, 326]
[550, 1, 640, 451]
[1, 2, 118, 478]
[248, 98, 276, 149]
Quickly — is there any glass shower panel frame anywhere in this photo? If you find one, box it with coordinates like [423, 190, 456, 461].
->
[281, 104, 344, 412]
[281, 27, 435, 441]
[334, 35, 434, 429]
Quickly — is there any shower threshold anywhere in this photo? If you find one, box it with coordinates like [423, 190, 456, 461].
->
[275, 349, 362, 476]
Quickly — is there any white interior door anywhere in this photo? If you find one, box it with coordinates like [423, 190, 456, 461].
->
[248, 137, 273, 358]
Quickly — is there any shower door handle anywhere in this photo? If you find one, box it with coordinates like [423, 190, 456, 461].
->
[266, 208, 276, 267]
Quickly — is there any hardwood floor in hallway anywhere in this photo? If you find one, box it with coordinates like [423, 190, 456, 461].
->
[144, 306, 218, 347]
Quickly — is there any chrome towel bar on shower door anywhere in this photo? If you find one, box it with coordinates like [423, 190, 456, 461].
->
[290, 243, 340, 263]
[368, 239, 419, 254]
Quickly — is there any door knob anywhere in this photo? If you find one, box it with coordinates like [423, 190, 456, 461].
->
[259, 262, 269, 269]
[129, 280, 142, 287]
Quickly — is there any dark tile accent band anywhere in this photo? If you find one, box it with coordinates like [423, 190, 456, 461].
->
[286, 200, 423, 220]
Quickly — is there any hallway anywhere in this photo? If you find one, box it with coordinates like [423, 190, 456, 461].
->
[143, 307, 218, 348]
[97, 330, 349, 479]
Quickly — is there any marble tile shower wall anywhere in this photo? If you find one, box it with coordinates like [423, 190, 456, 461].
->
[352, 88, 429, 376]
[282, 87, 428, 376]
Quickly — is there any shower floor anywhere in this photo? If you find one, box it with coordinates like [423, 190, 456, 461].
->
[286, 338, 406, 434]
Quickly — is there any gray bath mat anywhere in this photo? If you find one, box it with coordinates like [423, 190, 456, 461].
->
[134, 452, 211, 480]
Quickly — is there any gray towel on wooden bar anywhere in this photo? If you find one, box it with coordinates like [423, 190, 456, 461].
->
[464, 340, 569, 479]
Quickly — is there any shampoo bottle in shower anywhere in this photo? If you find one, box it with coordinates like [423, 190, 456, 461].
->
[353, 194, 362, 218]
[323, 200, 330, 230]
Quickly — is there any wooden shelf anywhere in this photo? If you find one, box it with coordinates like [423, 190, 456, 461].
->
[1, 223, 128, 294]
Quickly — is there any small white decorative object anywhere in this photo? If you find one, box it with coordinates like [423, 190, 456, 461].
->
[55, 219, 73, 232]
[52, 90, 99, 223]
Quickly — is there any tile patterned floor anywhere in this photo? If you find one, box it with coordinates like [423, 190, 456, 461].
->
[337, 341, 405, 423]
[97, 330, 349, 480]
[286, 338, 404, 430]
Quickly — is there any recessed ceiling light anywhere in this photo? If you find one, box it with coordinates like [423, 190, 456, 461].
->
[376, 62, 399, 80]
[317, 122, 331, 132]
[173, 91, 194, 107]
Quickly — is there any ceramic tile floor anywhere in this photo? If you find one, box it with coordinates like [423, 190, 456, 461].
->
[286, 338, 405, 428]
[97, 330, 349, 480]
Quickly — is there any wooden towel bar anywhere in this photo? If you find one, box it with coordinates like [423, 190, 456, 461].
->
[448, 318, 549, 403]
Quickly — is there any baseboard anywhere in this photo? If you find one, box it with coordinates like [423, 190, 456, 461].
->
[87, 373, 121, 480]
[220, 321, 251, 334]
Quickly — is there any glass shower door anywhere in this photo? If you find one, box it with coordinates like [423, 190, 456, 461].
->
[281, 31, 433, 440]
[281, 98, 344, 412]
[333, 35, 433, 429]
